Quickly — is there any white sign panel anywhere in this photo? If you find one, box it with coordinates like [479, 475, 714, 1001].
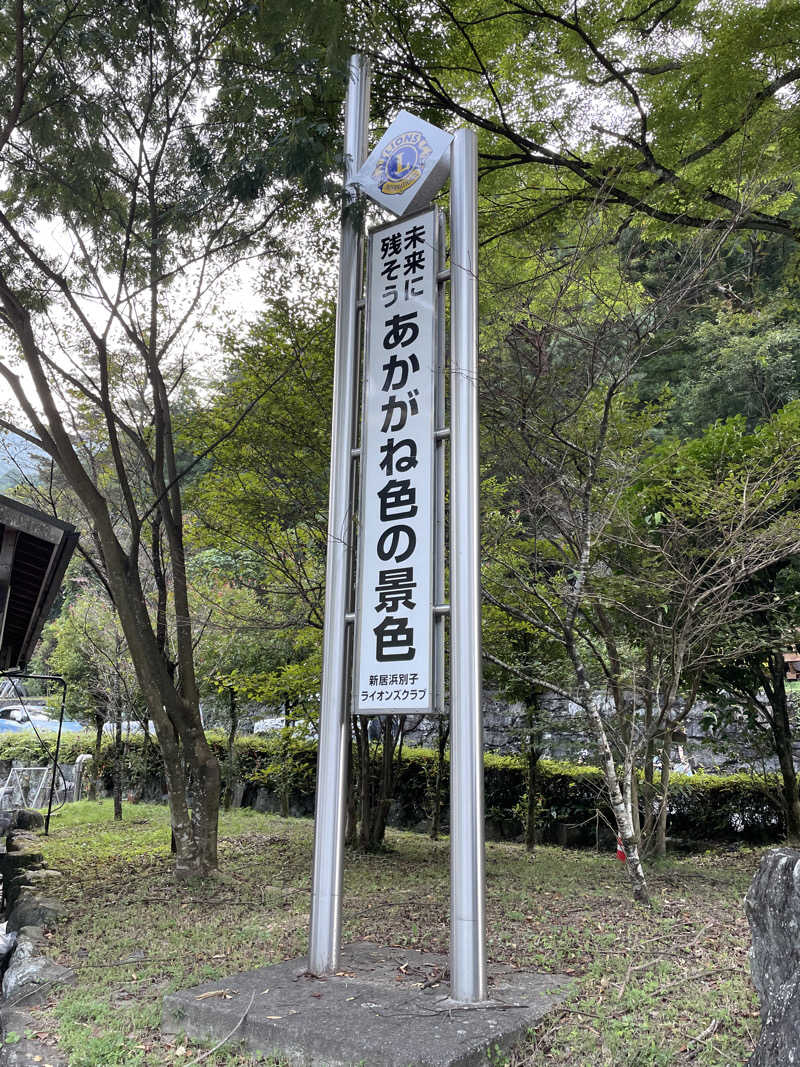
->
[352, 110, 452, 218]
[355, 209, 438, 714]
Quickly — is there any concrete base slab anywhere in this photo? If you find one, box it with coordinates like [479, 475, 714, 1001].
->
[162, 941, 570, 1067]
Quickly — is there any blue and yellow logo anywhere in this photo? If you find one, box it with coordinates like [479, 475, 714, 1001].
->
[372, 130, 432, 195]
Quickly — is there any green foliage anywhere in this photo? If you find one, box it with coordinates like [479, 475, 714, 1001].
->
[640, 299, 800, 434]
[0, 2, 351, 254]
[187, 300, 335, 540]
[4, 731, 784, 844]
[362, 0, 800, 243]
[37, 590, 143, 728]
[184, 300, 334, 723]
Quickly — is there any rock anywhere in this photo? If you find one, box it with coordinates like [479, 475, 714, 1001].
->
[0, 1005, 69, 1065]
[0, 928, 17, 970]
[5, 867, 63, 914]
[5, 830, 42, 855]
[744, 847, 800, 1065]
[17, 868, 63, 887]
[14, 808, 44, 831]
[16, 925, 44, 946]
[2, 931, 73, 1002]
[6, 890, 62, 933]
[0, 851, 44, 896]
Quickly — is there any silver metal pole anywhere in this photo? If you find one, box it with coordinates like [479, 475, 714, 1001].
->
[434, 210, 446, 717]
[308, 54, 370, 976]
[449, 127, 486, 1003]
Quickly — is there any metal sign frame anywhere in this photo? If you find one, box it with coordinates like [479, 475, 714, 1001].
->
[309, 56, 486, 1005]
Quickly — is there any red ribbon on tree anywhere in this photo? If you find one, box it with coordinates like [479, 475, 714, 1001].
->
[616, 836, 626, 862]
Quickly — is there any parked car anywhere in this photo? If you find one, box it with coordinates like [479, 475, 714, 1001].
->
[0, 705, 85, 733]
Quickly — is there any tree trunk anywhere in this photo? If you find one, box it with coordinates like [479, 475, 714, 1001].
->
[642, 736, 655, 844]
[582, 684, 649, 902]
[371, 720, 393, 846]
[113, 707, 123, 821]
[526, 743, 540, 853]
[567, 635, 650, 904]
[345, 721, 357, 848]
[766, 654, 800, 843]
[90, 712, 104, 802]
[356, 718, 373, 851]
[631, 767, 641, 845]
[188, 719, 220, 872]
[430, 718, 448, 840]
[641, 649, 656, 847]
[525, 698, 541, 853]
[373, 717, 400, 845]
[279, 703, 291, 819]
[223, 687, 238, 812]
[655, 729, 672, 859]
[354, 717, 402, 851]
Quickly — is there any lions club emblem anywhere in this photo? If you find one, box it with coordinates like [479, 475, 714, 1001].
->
[372, 130, 432, 196]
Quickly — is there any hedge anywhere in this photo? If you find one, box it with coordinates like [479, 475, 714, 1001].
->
[0, 730, 786, 844]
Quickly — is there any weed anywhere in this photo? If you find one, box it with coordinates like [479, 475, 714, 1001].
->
[31, 799, 760, 1066]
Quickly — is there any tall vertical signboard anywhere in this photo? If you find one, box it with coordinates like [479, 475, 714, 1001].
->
[310, 64, 486, 1005]
[355, 210, 438, 715]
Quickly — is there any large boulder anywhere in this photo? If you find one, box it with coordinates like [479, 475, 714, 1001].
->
[745, 847, 800, 1065]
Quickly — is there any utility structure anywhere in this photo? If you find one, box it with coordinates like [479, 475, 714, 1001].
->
[309, 55, 485, 1003]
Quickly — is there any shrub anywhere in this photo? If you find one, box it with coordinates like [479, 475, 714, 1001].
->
[0, 731, 785, 844]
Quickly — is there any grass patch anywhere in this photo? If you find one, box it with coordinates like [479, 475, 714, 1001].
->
[25, 800, 761, 1065]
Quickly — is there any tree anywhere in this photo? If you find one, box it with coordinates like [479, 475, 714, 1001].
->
[615, 409, 800, 854]
[479, 175, 800, 895]
[482, 485, 575, 852]
[631, 227, 800, 436]
[188, 548, 322, 810]
[44, 587, 145, 817]
[189, 300, 428, 851]
[356, 0, 800, 243]
[186, 298, 337, 629]
[691, 565, 800, 843]
[480, 216, 689, 901]
[0, 0, 347, 875]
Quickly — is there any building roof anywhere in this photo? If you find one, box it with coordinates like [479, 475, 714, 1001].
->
[0, 495, 78, 669]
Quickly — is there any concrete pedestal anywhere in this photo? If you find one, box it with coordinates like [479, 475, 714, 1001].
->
[163, 942, 569, 1067]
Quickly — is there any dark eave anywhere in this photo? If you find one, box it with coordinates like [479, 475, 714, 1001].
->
[0, 495, 78, 669]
